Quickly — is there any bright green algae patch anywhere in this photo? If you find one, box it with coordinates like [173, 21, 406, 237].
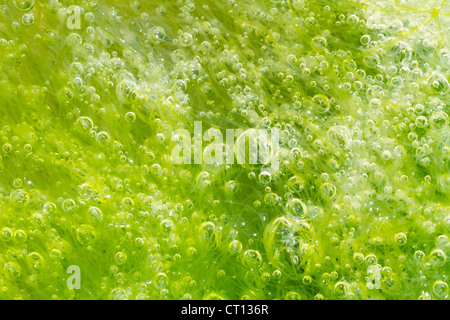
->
[0, 0, 449, 300]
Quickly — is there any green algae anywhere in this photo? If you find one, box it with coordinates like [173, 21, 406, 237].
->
[0, 0, 449, 300]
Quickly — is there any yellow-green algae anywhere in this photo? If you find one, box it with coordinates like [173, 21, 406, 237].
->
[0, 0, 449, 300]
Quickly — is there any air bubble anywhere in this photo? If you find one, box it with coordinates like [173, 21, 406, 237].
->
[365, 254, 378, 265]
[179, 33, 193, 46]
[314, 293, 324, 300]
[149, 26, 167, 43]
[21, 13, 34, 25]
[130, 0, 140, 10]
[199, 222, 215, 243]
[156, 5, 166, 15]
[85, 12, 95, 22]
[160, 219, 175, 234]
[430, 112, 448, 130]
[433, 281, 449, 298]
[3, 143, 12, 153]
[77, 117, 94, 133]
[228, 240, 242, 256]
[243, 250, 262, 268]
[124, 112, 136, 123]
[3, 261, 21, 279]
[76, 225, 96, 246]
[14, 230, 27, 243]
[28, 252, 45, 271]
[88, 206, 103, 221]
[286, 198, 307, 217]
[312, 94, 330, 113]
[394, 233, 407, 246]
[360, 35, 370, 45]
[110, 288, 128, 300]
[334, 281, 349, 298]
[62, 199, 76, 212]
[156, 133, 165, 144]
[285, 291, 301, 300]
[115, 252, 127, 265]
[311, 36, 327, 50]
[10, 189, 29, 206]
[415, 116, 428, 128]
[13, 178, 22, 188]
[321, 182, 337, 198]
[96, 131, 111, 146]
[13, 0, 35, 11]
[381, 150, 392, 161]
[264, 193, 278, 206]
[187, 247, 197, 257]
[135, 238, 145, 247]
[43, 202, 57, 215]
[363, 54, 380, 68]
[259, 171, 272, 184]
[430, 249, 446, 266]
[1, 227, 13, 241]
[302, 276, 312, 285]
[347, 14, 359, 25]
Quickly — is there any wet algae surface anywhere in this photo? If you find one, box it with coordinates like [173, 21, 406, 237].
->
[0, 0, 449, 300]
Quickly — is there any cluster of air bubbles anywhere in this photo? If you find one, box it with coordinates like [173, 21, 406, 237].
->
[0, 0, 448, 300]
